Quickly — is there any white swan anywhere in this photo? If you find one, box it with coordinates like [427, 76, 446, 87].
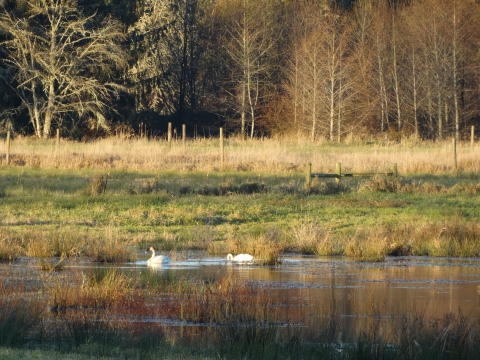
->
[227, 253, 253, 263]
[146, 247, 171, 264]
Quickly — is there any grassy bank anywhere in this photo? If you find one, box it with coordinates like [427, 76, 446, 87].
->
[1, 137, 480, 262]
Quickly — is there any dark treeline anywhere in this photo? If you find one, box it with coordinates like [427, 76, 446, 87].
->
[1, 0, 479, 140]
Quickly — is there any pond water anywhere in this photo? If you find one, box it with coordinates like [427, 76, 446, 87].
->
[5, 253, 480, 342]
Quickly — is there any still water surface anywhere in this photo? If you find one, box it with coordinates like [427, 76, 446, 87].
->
[6, 253, 480, 341]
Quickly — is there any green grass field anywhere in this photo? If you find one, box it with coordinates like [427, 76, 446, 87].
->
[1, 163, 479, 262]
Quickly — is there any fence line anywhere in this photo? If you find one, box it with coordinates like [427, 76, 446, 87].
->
[306, 162, 398, 189]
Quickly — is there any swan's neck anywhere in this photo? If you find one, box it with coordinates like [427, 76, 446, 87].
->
[150, 249, 156, 259]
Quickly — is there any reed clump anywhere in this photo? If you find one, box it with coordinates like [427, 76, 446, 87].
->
[40, 256, 66, 272]
[235, 227, 283, 265]
[147, 275, 283, 325]
[410, 221, 480, 257]
[47, 268, 133, 312]
[81, 269, 132, 308]
[197, 181, 266, 196]
[345, 228, 389, 262]
[0, 297, 45, 347]
[339, 220, 480, 259]
[85, 227, 135, 262]
[359, 176, 480, 195]
[292, 221, 338, 255]
[358, 175, 401, 193]
[86, 174, 108, 196]
[0, 233, 22, 261]
[24, 229, 85, 258]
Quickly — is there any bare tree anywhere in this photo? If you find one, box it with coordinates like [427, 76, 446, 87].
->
[370, 3, 390, 134]
[283, 0, 329, 138]
[321, 14, 352, 142]
[221, 0, 279, 138]
[0, 0, 126, 138]
[349, 0, 378, 135]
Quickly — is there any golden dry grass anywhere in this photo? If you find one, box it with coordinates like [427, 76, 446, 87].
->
[1, 135, 479, 174]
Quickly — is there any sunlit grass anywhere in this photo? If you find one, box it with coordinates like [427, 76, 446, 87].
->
[1, 135, 479, 175]
[1, 136, 480, 262]
[1, 168, 480, 261]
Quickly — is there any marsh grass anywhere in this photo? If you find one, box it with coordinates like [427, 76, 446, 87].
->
[40, 255, 66, 272]
[86, 227, 135, 262]
[338, 220, 480, 260]
[0, 296, 45, 348]
[359, 175, 480, 195]
[4, 243, 480, 357]
[24, 229, 85, 258]
[4, 269, 480, 359]
[308, 178, 349, 195]
[81, 268, 132, 308]
[411, 221, 480, 257]
[0, 233, 22, 261]
[345, 230, 388, 262]
[228, 227, 284, 265]
[292, 221, 338, 255]
[46, 268, 133, 313]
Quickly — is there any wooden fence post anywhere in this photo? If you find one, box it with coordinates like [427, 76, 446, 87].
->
[336, 162, 341, 186]
[306, 163, 312, 190]
[6, 130, 11, 165]
[472, 126, 475, 151]
[453, 137, 457, 171]
[220, 127, 224, 169]
[393, 163, 398, 179]
[168, 122, 172, 149]
[55, 129, 60, 157]
[182, 124, 186, 151]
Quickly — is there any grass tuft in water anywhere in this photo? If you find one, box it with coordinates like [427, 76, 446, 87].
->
[0, 297, 44, 348]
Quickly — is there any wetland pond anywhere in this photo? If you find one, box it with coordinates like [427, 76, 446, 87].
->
[5, 253, 480, 343]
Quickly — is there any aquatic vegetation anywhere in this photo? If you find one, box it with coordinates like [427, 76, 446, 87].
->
[292, 221, 338, 255]
[2, 263, 480, 359]
[0, 233, 22, 261]
[85, 227, 135, 263]
[0, 294, 44, 348]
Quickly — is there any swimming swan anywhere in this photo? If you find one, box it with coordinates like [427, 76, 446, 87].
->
[146, 247, 171, 264]
[227, 253, 253, 263]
